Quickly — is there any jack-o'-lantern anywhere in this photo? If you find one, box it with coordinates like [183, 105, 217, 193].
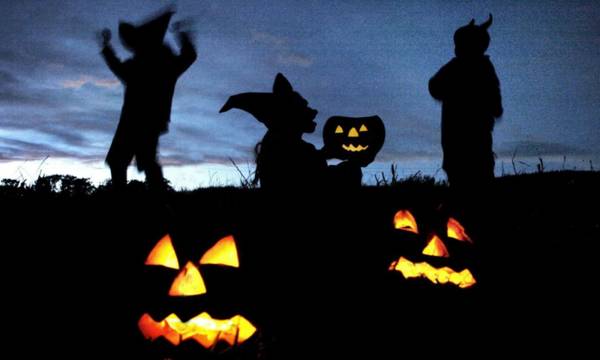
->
[138, 233, 258, 355]
[323, 115, 385, 163]
[388, 209, 477, 288]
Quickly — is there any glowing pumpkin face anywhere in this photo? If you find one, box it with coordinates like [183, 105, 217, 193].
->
[139, 234, 257, 350]
[388, 209, 477, 288]
[323, 115, 385, 164]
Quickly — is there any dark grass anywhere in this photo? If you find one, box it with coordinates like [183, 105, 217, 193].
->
[2, 170, 599, 358]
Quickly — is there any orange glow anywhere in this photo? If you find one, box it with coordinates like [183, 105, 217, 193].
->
[138, 312, 257, 348]
[169, 261, 207, 296]
[199, 235, 239, 268]
[389, 257, 476, 288]
[145, 234, 180, 270]
[393, 210, 418, 234]
[447, 218, 473, 243]
[422, 234, 449, 258]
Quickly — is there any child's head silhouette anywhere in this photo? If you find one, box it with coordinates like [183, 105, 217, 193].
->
[454, 14, 493, 58]
[119, 9, 174, 53]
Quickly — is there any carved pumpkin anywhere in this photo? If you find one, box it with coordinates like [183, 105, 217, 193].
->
[388, 209, 477, 288]
[138, 233, 257, 352]
[322, 115, 385, 163]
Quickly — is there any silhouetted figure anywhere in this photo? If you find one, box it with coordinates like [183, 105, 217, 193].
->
[429, 14, 502, 191]
[98, 8, 197, 192]
[220, 73, 327, 190]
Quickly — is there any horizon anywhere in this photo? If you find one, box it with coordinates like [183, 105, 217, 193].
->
[2, 154, 595, 190]
[1, 1, 599, 189]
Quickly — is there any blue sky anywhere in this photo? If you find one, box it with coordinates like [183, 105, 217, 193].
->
[1, 0, 598, 188]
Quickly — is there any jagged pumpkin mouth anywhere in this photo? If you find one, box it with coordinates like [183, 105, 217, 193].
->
[342, 144, 369, 152]
[389, 256, 476, 289]
[138, 312, 257, 348]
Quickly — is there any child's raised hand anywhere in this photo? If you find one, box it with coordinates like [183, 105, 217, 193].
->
[96, 28, 111, 48]
[171, 18, 196, 37]
[173, 20, 198, 50]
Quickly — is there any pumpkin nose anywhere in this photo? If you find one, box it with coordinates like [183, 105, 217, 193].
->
[169, 261, 207, 296]
[348, 127, 359, 137]
[422, 234, 450, 258]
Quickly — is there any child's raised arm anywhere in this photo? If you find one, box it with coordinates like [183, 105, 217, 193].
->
[98, 28, 129, 83]
[173, 22, 197, 76]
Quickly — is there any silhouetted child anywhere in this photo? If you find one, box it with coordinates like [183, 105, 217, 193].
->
[220, 73, 327, 190]
[98, 9, 197, 192]
[429, 14, 502, 191]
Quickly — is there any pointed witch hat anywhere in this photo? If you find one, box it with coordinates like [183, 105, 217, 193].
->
[219, 92, 281, 128]
[220, 74, 299, 129]
[119, 7, 174, 52]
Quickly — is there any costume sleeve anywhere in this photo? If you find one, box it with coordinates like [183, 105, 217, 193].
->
[101, 45, 128, 83]
[175, 32, 197, 76]
[429, 59, 455, 101]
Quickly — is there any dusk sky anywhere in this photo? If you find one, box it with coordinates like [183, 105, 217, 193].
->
[1, 0, 598, 189]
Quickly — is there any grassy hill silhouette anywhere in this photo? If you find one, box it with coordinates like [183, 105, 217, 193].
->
[2, 170, 597, 358]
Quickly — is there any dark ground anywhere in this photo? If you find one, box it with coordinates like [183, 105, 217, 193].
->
[2, 170, 598, 358]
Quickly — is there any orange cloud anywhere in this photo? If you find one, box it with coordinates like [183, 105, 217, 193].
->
[60, 76, 119, 89]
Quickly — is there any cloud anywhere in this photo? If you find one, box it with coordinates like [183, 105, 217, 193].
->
[0, 49, 20, 64]
[60, 75, 120, 89]
[155, 138, 253, 168]
[162, 125, 255, 164]
[0, 137, 77, 161]
[158, 153, 248, 168]
[52, 109, 121, 134]
[0, 38, 100, 78]
[0, 89, 50, 106]
[1, 106, 119, 141]
[0, 70, 18, 86]
[251, 31, 288, 47]
[496, 140, 588, 157]
[277, 53, 313, 68]
[249, 30, 313, 68]
[0, 74, 65, 107]
[39, 125, 89, 148]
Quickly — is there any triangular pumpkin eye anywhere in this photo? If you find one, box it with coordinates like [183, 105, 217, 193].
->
[335, 125, 344, 134]
[393, 210, 418, 234]
[359, 124, 368, 132]
[199, 235, 239, 268]
[145, 234, 180, 270]
[447, 218, 473, 243]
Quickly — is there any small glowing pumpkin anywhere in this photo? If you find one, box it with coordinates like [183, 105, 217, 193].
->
[322, 115, 385, 164]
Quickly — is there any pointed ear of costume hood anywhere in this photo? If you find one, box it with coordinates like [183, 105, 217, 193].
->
[481, 13, 493, 29]
[219, 92, 277, 128]
[119, 8, 174, 51]
[142, 9, 173, 42]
